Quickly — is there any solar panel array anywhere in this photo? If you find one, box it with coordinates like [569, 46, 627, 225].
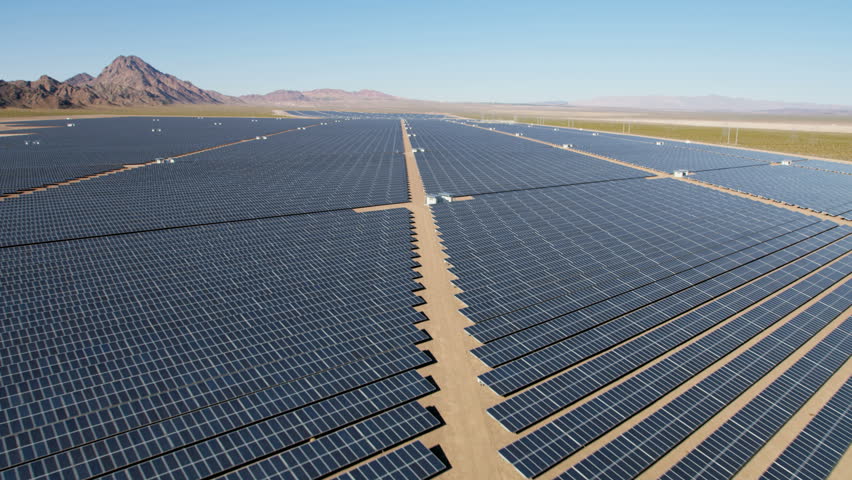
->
[407, 120, 648, 195]
[431, 175, 851, 478]
[3, 111, 850, 480]
[694, 165, 852, 219]
[0, 116, 452, 479]
[0, 117, 316, 194]
[0, 119, 408, 246]
[0, 207, 448, 479]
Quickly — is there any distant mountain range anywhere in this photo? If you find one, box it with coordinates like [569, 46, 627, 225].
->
[0, 56, 401, 109]
[3, 56, 850, 114]
[567, 95, 852, 114]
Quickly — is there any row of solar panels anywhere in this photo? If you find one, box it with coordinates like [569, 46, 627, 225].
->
[1, 208, 449, 480]
[429, 163, 850, 479]
[0, 119, 410, 247]
[0, 117, 318, 195]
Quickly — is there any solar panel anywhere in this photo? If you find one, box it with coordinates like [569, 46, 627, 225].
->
[436, 180, 814, 329]
[475, 225, 844, 369]
[466, 216, 819, 344]
[334, 441, 448, 480]
[287, 111, 446, 120]
[81, 372, 437, 480]
[3, 111, 848, 480]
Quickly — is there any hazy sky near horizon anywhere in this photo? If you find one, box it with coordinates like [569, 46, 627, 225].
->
[3, 0, 851, 104]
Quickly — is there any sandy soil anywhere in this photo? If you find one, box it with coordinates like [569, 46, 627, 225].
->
[396, 120, 518, 480]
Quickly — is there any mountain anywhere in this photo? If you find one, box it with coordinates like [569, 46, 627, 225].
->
[570, 94, 852, 113]
[90, 55, 233, 105]
[1, 55, 238, 108]
[65, 73, 94, 86]
[240, 88, 397, 105]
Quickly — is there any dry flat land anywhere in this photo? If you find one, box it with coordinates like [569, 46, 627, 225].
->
[450, 105, 852, 133]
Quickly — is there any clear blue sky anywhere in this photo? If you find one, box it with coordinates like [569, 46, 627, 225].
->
[2, 0, 850, 104]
